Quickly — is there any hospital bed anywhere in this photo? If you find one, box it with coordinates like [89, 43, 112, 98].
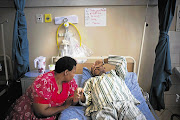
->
[55, 56, 157, 120]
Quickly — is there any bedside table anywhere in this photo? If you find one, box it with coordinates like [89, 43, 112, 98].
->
[21, 70, 49, 94]
[21, 77, 35, 94]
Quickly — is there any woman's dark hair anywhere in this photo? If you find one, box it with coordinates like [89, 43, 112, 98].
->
[55, 56, 77, 73]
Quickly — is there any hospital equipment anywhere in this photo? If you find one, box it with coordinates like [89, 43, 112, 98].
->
[56, 18, 92, 62]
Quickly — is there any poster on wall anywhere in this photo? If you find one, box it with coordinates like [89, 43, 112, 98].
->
[85, 8, 106, 27]
[176, 5, 180, 31]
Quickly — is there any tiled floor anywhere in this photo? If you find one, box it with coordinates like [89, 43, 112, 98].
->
[155, 107, 180, 120]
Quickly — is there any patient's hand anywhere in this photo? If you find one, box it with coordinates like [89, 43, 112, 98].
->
[94, 60, 104, 67]
[73, 88, 84, 103]
[91, 59, 105, 76]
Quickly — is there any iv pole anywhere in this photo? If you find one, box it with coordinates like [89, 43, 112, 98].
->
[0, 19, 9, 85]
[137, 0, 149, 79]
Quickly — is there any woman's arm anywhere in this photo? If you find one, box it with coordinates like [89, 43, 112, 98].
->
[33, 99, 72, 118]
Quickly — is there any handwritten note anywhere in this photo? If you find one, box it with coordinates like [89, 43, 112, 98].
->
[85, 8, 106, 27]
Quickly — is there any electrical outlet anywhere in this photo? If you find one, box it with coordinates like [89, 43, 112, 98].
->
[36, 14, 43, 23]
[45, 14, 52, 23]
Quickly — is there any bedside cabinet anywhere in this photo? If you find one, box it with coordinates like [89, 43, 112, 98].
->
[20, 70, 49, 94]
[21, 77, 35, 94]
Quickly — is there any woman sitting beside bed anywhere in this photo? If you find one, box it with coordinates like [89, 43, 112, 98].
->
[5, 56, 83, 120]
[76, 56, 146, 120]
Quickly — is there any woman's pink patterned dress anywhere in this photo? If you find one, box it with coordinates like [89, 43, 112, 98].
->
[5, 71, 77, 120]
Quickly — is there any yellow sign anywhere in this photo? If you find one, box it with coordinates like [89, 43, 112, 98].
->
[45, 14, 52, 23]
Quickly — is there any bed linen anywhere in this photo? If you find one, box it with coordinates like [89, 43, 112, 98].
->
[59, 72, 155, 120]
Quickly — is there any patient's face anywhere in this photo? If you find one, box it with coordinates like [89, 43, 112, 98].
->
[91, 60, 105, 76]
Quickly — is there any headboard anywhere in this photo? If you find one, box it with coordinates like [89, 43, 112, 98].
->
[52, 56, 136, 74]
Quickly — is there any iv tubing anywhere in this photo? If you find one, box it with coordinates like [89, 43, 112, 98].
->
[56, 22, 82, 50]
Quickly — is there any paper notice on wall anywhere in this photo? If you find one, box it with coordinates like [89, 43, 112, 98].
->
[85, 8, 106, 27]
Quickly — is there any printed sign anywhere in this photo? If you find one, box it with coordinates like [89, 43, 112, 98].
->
[85, 8, 106, 27]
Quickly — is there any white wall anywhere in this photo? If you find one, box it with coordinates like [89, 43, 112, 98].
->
[0, 1, 160, 92]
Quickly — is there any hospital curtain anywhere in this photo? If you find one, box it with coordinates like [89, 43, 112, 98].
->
[149, 0, 176, 111]
[12, 0, 30, 81]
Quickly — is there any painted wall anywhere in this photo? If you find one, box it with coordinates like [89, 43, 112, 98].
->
[0, 3, 162, 92]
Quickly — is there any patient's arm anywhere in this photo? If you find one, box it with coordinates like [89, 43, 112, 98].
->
[107, 56, 128, 80]
[79, 79, 93, 106]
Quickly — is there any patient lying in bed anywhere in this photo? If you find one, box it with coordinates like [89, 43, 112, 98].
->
[76, 56, 146, 120]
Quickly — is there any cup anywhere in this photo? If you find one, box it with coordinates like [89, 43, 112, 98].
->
[48, 64, 55, 71]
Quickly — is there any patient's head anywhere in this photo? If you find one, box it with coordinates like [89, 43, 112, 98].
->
[91, 60, 105, 77]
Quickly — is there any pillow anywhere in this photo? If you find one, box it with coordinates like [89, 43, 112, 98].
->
[79, 67, 92, 87]
[73, 74, 82, 87]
